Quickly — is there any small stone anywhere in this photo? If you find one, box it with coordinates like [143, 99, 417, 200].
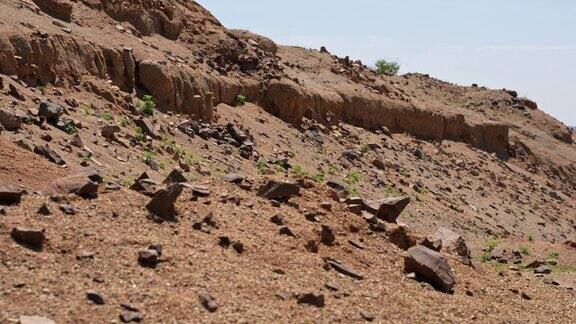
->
[297, 292, 325, 308]
[361, 310, 375, 322]
[365, 196, 410, 222]
[0, 184, 24, 205]
[199, 293, 218, 312]
[38, 100, 63, 123]
[232, 242, 244, 254]
[119, 309, 142, 323]
[270, 214, 285, 225]
[138, 249, 159, 268]
[279, 226, 295, 237]
[18, 315, 56, 324]
[59, 203, 77, 215]
[257, 180, 299, 201]
[305, 240, 319, 253]
[11, 227, 45, 250]
[86, 290, 105, 305]
[325, 258, 364, 280]
[534, 266, 551, 274]
[146, 184, 183, 221]
[320, 225, 336, 245]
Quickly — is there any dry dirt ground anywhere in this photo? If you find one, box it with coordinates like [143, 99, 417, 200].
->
[0, 0, 575, 323]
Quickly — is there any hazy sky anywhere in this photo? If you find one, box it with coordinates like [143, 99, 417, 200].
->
[197, 1, 575, 125]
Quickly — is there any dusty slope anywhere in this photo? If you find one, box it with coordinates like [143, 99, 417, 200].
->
[0, 0, 575, 323]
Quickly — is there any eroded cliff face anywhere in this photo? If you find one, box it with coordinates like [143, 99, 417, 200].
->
[0, 0, 574, 180]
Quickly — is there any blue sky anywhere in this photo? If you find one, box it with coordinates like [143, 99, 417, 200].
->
[197, 1, 576, 125]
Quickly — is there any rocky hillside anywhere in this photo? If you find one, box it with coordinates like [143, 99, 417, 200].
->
[0, 0, 575, 323]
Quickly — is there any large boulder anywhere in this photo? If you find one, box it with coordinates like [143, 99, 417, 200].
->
[404, 245, 456, 292]
[364, 196, 410, 222]
[134, 117, 159, 139]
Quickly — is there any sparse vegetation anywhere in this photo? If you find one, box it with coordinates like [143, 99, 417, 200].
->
[134, 127, 145, 142]
[484, 236, 500, 252]
[327, 164, 337, 176]
[63, 121, 77, 134]
[374, 58, 400, 76]
[100, 111, 113, 121]
[118, 116, 131, 127]
[235, 94, 247, 106]
[256, 160, 268, 174]
[527, 234, 534, 242]
[312, 173, 325, 183]
[548, 252, 559, 260]
[142, 95, 155, 116]
[142, 150, 155, 164]
[345, 171, 361, 185]
[479, 251, 491, 263]
[520, 246, 530, 255]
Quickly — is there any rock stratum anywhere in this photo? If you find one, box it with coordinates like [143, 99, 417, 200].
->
[0, 0, 575, 322]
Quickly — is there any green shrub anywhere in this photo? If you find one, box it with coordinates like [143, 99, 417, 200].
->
[527, 234, 534, 242]
[142, 95, 155, 116]
[345, 171, 361, 185]
[63, 121, 77, 135]
[374, 59, 400, 76]
[101, 111, 113, 121]
[479, 251, 491, 263]
[484, 236, 499, 252]
[235, 94, 247, 106]
[520, 246, 530, 255]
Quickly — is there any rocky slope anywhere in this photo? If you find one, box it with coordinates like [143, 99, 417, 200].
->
[0, 0, 575, 323]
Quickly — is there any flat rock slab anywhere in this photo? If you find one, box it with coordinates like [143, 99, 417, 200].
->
[258, 180, 299, 201]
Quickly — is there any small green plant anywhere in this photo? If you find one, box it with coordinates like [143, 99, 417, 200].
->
[120, 177, 134, 187]
[484, 236, 500, 252]
[327, 164, 337, 176]
[360, 144, 371, 154]
[80, 104, 92, 115]
[479, 251, 491, 263]
[142, 95, 155, 116]
[63, 121, 77, 134]
[345, 171, 361, 185]
[383, 184, 400, 195]
[312, 173, 325, 183]
[548, 252, 559, 260]
[101, 111, 113, 121]
[374, 59, 401, 76]
[142, 150, 155, 164]
[520, 246, 530, 255]
[291, 165, 310, 178]
[134, 127, 145, 142]
[346, 187, 359, 196]
[118, 116, 131, 127]
[235, 94, 247, 106]
[527, 234, 534, 242]
[256, 160, 268, 174]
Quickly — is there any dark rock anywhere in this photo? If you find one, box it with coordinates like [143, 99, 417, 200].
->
[9, 83, 25, 101]
[387, 223, 414, 251]
[0, 107, 23, 131]
[404, 245, 456, 293]
[365, 196, 410, 222]
[11, 227, 45, 250]
[190, 185, 210, 197]
[279, 226, 295, 237]
[305, 130, 324, 144]
[38, 203, 51, 215]
[305, 240, 319, 253]
[59, 203, 77, 215]
[86, 290, 105, 305]
[138, 249, 159, 268]
[219, 236, 232, 248]
[130, 173, 158, 196]
[0, 184, 24, 205]
[325, 258, 364, 280]
[52, 169, 102, 198]
[101, 124, 121, 138]
[296, 293, 325, 308]
[163, 168, 187, 184]
[199, 293, 218, 312]
[38, 101, 63, 123]
[146, 184, 183, 221]
[343, 149, 360, 160]
[134, 117, 159, 139]
[68, 133, 84, 148]
[270, 214, 285, 225]
[232, 242, 244, 254]
[320, 225, 336, 245]
[257, 180, 299, 201]
[34, 145, 65, 165]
